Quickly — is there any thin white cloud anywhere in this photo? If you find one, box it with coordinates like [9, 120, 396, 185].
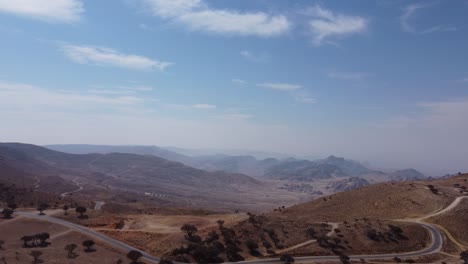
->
[192, 104, 216, 109]
[216, 113, 253, 121]
[232, 79, 247, 85]
[257, 83, 303, 91]
[328, 72, 370, 81]
[88, 89, 136, 95]
[240, 50, 268, 63]
[293, 93, 316, 104]
[140, 0, 290, 37]
[0, 81, 144, 110]
[0, 0, 83, 23]
[61, 44, 173, 71]
[400, 3, 456, 34]
[306, 5, 368, 45]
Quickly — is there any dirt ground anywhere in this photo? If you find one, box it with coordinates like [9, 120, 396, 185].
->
[0, 217, 127, 264]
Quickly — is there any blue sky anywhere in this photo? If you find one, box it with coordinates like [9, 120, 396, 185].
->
[0, 0, 467, 174]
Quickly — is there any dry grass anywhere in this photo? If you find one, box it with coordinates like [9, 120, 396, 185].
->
[0, 217, 126, 264]
[281, 181, 458, 222]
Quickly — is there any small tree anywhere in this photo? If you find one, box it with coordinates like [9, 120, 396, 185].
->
[82, 240, 96, 252]
[37, 203, 48, 215]
[21, 236, 33, 247]
[159, 258, 174, 264]
[461, 250, 468, 264]
[30, 250, 42, 264]
[393, 257, 402, 263]
[62, 205, 69, 215]
[1, 208, 13, 219]
[306, 227, 317, 239]
[245, 240, 259, 255]
[76, 206, 87, 218]
[0, 240, 4, 250]
[64, 243, 78, 258]
[127, 250, 143, 264]
[7, 202, 17, 212]
[181, 224, 198, 237]
[36, 233, 50, 246]
[280, 254, 295, 264]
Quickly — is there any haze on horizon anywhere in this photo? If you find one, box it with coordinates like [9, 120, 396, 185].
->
[0, 0, 467, 175]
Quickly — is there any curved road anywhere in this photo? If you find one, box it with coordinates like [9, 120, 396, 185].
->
[61, 178, 84, 197]
[15, 211, 161, 263]
[16, 197, 467, 264]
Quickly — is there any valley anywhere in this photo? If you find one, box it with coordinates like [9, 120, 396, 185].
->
[1, 142, 468, 263]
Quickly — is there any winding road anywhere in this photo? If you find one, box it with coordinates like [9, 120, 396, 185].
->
[14, 196, 468, 264]
[61, 178, 84, 197]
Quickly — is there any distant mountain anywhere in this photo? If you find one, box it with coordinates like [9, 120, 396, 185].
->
[326, 177, 370, 192]
[46, 144, 192, 164]
[317, 155, 371, 176]
[44, 144, 426, 183]
[389, 169, 426, 181]
[264, 160, 346, 180]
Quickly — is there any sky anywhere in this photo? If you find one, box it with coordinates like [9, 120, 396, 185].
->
[0, 0, 467, 175]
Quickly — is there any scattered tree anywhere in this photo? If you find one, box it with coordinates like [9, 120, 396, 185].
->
[36, 233, 50, 246]
[21, 236, 33, 248]
[306, 227, 317, 239]
[75, 206, 87, 218]
[62, 205, 69, 215]
[280, 254, 295, 264]
[245, 240, 259, 255]
[393, 257, 402, 263]
[181, 224, 197, 237]
[158, 258, 173, 264]
[30, 250, 42, 264]
[0, 240, 4, 250]
[82, 240, 96, 252]
[461, 250, 468, 264]
[64, 244, 78, 259]
[7, 202, 17, 212]
[37, 203, 48, 215]
[127, 250, 143, 264]
[1, 209, 13, 219]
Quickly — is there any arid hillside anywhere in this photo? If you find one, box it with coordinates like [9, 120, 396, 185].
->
[137, 173, 467, 263]
[0, 143, 306, 212]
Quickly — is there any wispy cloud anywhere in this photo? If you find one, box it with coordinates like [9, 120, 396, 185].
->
[0, 81, 145, 110]
[328, 72, 370, 81]
[232, 79, 247, 85]
[216, 113, 253, 121]
[257, 83, 303, 91]
[192, 104, 216, 109]
[400, 3, 457, 34]
[61, 44, 172, 71]
[0, 0, 83, 23]
[293, 93, 316, 104]
[306, 5, 368, 45]
[240, 50, 268, 63]
[140, 0, 290, 37]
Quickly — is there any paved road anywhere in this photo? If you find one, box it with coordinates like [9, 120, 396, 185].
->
[15, 211, 161, 263]
[238, 221, 442, 264]
[16, 197, 466, 264]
